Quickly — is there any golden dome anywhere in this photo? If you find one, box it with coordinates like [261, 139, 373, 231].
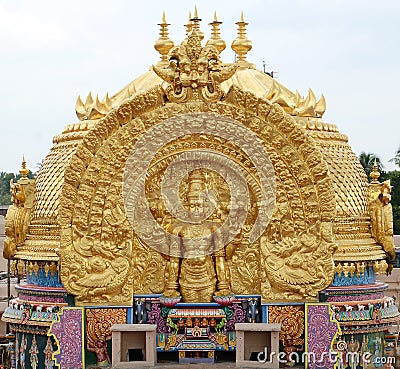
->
[10, 12, 389, 304]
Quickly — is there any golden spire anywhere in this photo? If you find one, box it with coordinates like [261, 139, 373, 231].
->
[231, 11, 253, 66]
[370, 158, 380, 183]
[154, 11, 175, 66]
[185, 12, 193, 36]
[190, 6, 204, 41]
[19, 156, 29, 178]
[206, 11, 226, 54]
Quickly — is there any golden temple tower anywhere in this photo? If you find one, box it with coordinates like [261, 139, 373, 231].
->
[2, 8, 398, 368]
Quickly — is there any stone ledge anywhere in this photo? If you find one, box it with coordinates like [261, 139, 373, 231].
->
[235, 323, 281, 332]
[111, 324, 157, 368]
[111, 324, 157, 332]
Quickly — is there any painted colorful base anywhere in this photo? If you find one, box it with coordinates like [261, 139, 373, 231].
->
[305, 304, 340, 369]
[134, 294, 259, 354]
[48, 307, 84, 369]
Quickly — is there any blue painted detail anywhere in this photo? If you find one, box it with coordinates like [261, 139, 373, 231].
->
[332, 266, 376, 286]
[127, 307, 133, 324]
[261, 304, 268, 323]
[26, 269, 63, 288]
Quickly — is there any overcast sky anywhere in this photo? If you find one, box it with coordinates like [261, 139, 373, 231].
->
[1, 0, 399, 173]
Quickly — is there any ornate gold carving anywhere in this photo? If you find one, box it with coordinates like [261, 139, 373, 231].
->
[12, 12, 390, 309]
[75, 92, 112, 121]
[373, 259, 388, 275]
[268, 305, 305, 348]
[307, 127, 389, 263]
[143, 132, 262, 298]
[16, 259, 25, 276]
[58, 85, 336, 304]
[163, 169, 231, 302]
[4, 159, 35, 260]
[261, 221, 335, 300]
[153, 28, 237, 103]
[86, 308, 126, 362]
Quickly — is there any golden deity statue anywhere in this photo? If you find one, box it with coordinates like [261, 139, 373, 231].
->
[4, 158, 35, 260]
[369, 180, 396, 260]
[164, 170, 231, 302]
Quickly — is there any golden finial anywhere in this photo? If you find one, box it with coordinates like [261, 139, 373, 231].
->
[206, 11, 226, 54]
[231, 11, 253, 66]
[19, 156, 29, 178]
[154, 11, 175, 66]
[190, 6, 204, 41]
[185, 12, 193, 36]
[370, 158, 380, 183]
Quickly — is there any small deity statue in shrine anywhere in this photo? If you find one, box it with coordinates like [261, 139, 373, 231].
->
[163, 169, 231, 302]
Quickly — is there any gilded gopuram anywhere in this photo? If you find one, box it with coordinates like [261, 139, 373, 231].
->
[2, 9, 399, 369]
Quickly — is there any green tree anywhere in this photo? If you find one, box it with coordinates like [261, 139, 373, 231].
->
[0, 172, 16, 205]
[389, 147, 400, 168]
[358, 152, 383, 178]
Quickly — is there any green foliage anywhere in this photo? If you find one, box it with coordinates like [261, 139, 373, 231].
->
[0, 171, 35, 205]
[358, 152, 383, 178]
[389, 147, 400, 168]
[0, 172, 15, 205]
